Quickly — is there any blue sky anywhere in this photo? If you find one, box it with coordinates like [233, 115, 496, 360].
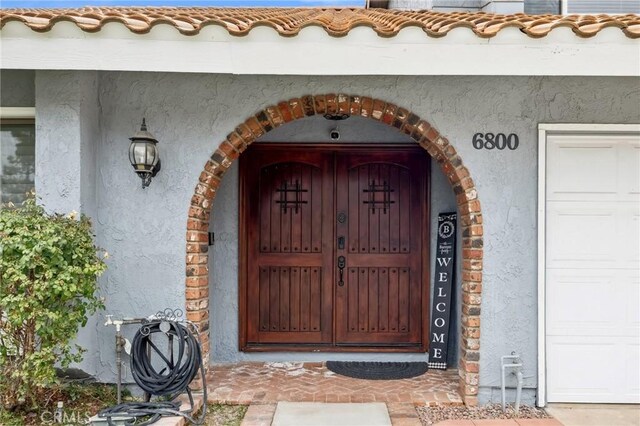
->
[1, 0, 364, 7]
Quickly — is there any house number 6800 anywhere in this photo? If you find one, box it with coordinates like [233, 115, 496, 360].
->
[472, 133, 519, 150]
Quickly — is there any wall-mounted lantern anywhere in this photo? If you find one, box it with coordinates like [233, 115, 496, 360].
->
[129, 118, 161, 189]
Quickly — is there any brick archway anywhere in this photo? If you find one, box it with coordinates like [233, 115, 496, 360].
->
[185, 94, 483, 405]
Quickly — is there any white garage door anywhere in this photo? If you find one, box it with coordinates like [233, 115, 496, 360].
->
[545, 132, 640, 403]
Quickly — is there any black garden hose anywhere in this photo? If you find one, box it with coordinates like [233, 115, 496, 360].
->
[98, 320, 208, 425]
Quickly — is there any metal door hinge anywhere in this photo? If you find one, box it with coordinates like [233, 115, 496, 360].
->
[208, 232, 215, 246]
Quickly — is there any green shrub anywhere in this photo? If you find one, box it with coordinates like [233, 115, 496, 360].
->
[0, 197, 107, 410]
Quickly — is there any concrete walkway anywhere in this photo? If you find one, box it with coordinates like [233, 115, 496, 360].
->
[240, 402, 564, 426]
[545, 404, 640, 426]
[271, 402, 391, 426]
[242, 402, 425, 426]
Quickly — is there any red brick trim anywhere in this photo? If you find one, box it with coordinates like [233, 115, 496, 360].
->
[185, 94, 484, 405]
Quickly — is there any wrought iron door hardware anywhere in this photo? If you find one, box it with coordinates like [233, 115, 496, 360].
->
[275, 179, 308, 213]
[363, 180, 395, 214]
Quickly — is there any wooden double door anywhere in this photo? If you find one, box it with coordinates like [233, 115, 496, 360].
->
[240, 144, 429, 351]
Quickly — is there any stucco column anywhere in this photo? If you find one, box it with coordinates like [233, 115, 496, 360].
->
[34, 70, 101, 378]
[35, 70, 99, 218]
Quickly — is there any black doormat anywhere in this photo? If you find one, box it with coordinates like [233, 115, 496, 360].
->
[325, 361, 428, 380]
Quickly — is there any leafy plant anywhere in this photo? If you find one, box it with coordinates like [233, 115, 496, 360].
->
[0, 196, 107, 410]
[0, 381, 125, 425]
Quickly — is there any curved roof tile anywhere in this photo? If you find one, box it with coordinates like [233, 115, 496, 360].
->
[0, 7, 638, 39]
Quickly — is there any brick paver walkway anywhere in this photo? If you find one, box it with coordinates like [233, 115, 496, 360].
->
[206, 362, 462, 406]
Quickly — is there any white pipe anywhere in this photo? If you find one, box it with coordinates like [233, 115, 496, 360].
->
[501, 353, 523, 413]
[515, 369, 523, 414]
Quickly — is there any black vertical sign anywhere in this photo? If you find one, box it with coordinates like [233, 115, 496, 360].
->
[428, 212, 457, 370]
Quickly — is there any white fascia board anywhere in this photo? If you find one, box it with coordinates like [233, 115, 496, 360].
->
[1, 20, 638, 76]
[536, 123, 547, 407]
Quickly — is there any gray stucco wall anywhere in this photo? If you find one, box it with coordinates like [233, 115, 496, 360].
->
[1, 69, 34, 107]
[32, 71, 640, 403]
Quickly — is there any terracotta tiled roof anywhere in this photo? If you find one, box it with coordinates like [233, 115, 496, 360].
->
[1, 7, 638, 39]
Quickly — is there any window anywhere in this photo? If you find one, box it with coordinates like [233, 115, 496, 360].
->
[525, 0, 560, 14]
[525, 0, 640, 14]
[565, 0, 640, 14]
[0, 114, 35, 205]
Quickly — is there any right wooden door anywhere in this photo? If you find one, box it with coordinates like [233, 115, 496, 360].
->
[334, 151, 428, 347]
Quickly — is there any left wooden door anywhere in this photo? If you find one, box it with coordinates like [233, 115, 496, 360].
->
[242, 148, 334, 345]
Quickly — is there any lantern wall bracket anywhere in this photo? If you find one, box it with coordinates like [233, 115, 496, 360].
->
[140, 160, 161, 189]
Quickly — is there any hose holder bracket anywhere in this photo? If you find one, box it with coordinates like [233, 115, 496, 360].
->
[98, 307, 207, 425]
[501, 351, 524, 414]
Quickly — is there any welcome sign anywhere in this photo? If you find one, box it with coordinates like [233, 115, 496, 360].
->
[428, 212, 457, 370]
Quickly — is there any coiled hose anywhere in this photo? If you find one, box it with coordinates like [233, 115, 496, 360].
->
[98, 320, 208, 425]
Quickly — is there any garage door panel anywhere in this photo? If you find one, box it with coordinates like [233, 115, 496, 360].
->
[546, 206, 616, 267]
[547, 201, 639, 269]
[622, 142, 640, 197]
[545, 131, 640, 403]
[627, 276, 640, 330]
[546, 270, 627, 337]
[626, 343, 640, 399]
[628, 209, 640, 267]
[547, 337, 640, 403]
[547, 138, 617, 200]
[547, 338, 620, 401]
[612, 203, 640, 268]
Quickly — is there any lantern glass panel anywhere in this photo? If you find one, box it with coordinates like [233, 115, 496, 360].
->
[128, 142, 135, 165]
[133, 143, 147, 166]
[145, 144, 157, 167]
[150, 145, 159, 167]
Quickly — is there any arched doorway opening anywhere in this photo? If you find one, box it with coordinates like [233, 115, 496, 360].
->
[185, 94, 483, 405]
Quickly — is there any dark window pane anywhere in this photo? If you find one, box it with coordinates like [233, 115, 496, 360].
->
[567, 0, 640, 14]
[1, 121, 35, 205]
[525, 0, 561, 14]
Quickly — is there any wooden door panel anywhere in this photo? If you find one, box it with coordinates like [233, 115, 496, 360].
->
[245, 149, 333, 345]
[335, 152, 427, 347]
[349, 267, 412, 335]
[342, 267, 414, 343]
[259, 162, 323, 254]
[348, 162, 412, 254]
[255, 265, 325, 343]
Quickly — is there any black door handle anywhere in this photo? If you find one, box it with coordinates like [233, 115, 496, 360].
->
[337, 256, 346, 287]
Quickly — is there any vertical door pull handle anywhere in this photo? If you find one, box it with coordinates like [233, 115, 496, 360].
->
[337, 256, 346, 287]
